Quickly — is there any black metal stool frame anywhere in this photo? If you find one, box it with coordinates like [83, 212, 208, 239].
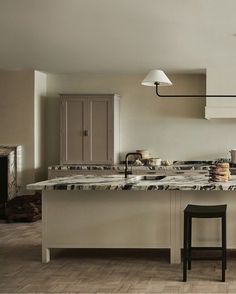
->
[183, 205, 227, 282]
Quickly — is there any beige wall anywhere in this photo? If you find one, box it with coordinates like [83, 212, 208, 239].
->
[0, 70, 35, 193]
[0, 70, 47, 192]
[46, 73, 236, 166]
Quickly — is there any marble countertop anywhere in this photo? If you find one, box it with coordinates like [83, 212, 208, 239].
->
[27, 174, 236, 191]
[48, 162, 213, 171]
[48, 160, 236, 172]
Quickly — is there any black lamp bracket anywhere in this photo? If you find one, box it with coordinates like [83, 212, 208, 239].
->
[155, 82, 236, 98]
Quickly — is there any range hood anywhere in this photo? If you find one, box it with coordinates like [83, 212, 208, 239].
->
[205, 67, 236, 119]
[205, 106, 236, 119]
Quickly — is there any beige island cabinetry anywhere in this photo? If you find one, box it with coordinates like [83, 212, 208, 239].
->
[27, 174, 236, 265]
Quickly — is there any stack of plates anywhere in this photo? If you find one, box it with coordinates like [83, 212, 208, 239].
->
[209, 163, 231, 182]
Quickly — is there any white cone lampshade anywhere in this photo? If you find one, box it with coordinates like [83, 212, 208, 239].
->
[141, 70, 172, 86]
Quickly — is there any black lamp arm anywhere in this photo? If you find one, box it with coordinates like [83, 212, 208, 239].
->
[155, 82, 236, 98]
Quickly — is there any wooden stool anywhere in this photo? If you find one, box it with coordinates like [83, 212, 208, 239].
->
[183, 204, 227, 282]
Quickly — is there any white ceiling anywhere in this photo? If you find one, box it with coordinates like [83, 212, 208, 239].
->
[0, 0, 236, 74]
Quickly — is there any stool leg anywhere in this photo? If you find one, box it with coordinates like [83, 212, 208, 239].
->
[222, 215, 226, 282]
[188, 217, 192, 270]
[224, 214, 227, 270]
[183, 212, 188, 282]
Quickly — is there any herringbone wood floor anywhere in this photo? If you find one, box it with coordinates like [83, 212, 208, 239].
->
[1, 221, 236, 293]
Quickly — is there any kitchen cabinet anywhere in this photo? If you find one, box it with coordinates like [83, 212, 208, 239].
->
[60, 94, 120, 164]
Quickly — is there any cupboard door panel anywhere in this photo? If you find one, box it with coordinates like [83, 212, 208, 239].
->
[61, 98, 87, 164]
[61, 94, 119, 164]
[88, 98, 113, 163]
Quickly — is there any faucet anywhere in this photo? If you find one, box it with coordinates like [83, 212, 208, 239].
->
[124, 152, 142, 178]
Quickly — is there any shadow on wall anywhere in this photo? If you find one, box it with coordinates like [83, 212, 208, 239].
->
[152, 74, 206, 119]
[45, 96, 61, 168]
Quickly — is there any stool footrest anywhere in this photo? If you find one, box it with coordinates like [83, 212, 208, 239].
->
[191, 246, 223, 251]
[189, 256, 223, 261]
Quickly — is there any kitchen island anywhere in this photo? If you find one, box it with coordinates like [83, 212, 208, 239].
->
[27, 174, 236, 264]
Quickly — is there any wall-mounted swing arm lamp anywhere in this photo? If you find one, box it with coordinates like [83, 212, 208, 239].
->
[141, 70, 236, 98]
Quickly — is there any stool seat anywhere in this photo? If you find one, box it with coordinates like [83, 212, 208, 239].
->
[185, 204, 227, 218]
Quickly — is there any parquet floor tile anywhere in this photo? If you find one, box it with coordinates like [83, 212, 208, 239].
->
[1, 221, 236, 293]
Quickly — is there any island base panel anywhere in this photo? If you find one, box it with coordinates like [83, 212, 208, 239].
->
[42, 190, 171, 263]
[41, 190, 236, 264]
[42, 247, 50, 263]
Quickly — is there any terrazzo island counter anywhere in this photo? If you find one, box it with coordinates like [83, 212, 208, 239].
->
[28, 174, 236, 264]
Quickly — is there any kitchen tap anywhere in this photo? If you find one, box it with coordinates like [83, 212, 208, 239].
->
[124, 152, 142, 178]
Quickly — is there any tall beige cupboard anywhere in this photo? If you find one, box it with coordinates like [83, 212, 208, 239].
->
[60, 94, 120, 165]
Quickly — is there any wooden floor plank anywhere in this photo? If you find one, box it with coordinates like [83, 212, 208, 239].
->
[0, 221, 235, 293]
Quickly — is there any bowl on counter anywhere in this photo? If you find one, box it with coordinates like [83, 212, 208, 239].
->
[147, 158, 162, 166]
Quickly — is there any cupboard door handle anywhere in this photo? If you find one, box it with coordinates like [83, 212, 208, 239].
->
[83, 130, 89, 136]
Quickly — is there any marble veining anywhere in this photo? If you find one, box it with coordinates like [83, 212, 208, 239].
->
[0, 146, 18, 200]
[48, 162, 214, 171]
[27, 174, 236, 191]
[48, 160, 235, 172]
